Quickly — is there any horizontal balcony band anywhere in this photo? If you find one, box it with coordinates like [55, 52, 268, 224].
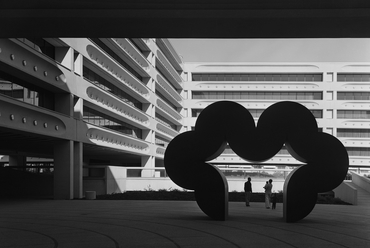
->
[156, 146, 165, 157]
[156, 39, 183, 71]
[156, 49, 183, 85]
[155, 121, 179, 138]
[131, 38, 151, 52]
[156, 98, 183, 124]
[339, 101, 370, 108]
[156, 73, 183, 106]
[86, 86, 150, 128]
[0, 39, 67, 90]
[86, 44, 150, 99]
[86, 126, 150, 154]
[112, 38, 150, 76]
[0, 96, 72, 139]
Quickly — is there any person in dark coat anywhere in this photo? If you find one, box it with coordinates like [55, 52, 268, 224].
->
[271, 192, 277, 210]
[244, 177, 252, 206]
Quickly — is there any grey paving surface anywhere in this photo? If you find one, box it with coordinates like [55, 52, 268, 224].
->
[0, 198, 369, 248]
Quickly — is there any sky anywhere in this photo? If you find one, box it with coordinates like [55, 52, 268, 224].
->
[169, 39, 370, 63]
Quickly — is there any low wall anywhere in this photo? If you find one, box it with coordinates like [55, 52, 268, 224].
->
[125, 178, 182, 191]
[228, 178, 284, 192]
[333, 182, 357, 205]
[351, 171, 370, 193]
[125, 177, 285, 193]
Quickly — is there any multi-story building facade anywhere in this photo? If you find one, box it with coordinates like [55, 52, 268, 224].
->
[0, 38, 185, 199]
[183, 62, 370, 175]
[1, 38, 369, 198]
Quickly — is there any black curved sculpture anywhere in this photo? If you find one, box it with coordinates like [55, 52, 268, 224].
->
[164, 101, 349, 222]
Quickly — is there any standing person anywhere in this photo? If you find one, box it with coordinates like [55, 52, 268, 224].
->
[263, 179, 273, 209]
[244, 177, 252, 207]
[271, 192, 277, 210]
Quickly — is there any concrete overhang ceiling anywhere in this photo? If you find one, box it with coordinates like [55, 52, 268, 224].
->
[1, 0, 370, 38]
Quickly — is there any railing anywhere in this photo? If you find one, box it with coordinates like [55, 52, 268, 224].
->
[156, 73, 183, 103]
[156, 49, 183, 84]
[220, 168, 293, 180]
[156, 98, 183, 122]
[112, 38, 150, 72]
[124, 167, 293, 180]
[155, 117, 173, 129]
[159, 39, 183, 66]
[84, 77, 142, 111]
[86, 44, 150, 99]
[86, 86, 149, 126]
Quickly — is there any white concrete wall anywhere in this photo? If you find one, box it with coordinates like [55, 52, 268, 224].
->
[106, 166, 128, 193]
[125, 178, 183, 191]
[228, 178, 284, 193]
[352, 171, 370, 193]
[333, 181, 357, 205]
[125, 177, 285, 193]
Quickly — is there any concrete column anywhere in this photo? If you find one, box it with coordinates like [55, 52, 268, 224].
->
[74, 97, 84, 120]
[54, 140, 74, 199]
[55, 93, 73, 117]
[73, 141, 83, 199]
[143, 130, 154, 143]
[143, 103, 153, 116]
[55, 47, 73, 70]
[73, 52, 83, 76]
[141, 155, 155, 177]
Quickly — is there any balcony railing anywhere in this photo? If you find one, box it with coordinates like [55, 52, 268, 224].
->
[86, 126, 149, 153]
[86, 86, 150, 127]
[123, 167, 294, 180]
[86, 44, 150, 100]
[156, 49, 183, 85]
[113, 38, 150, 74]
[156, 73, 182, 106]
[156, 98, 183, 123]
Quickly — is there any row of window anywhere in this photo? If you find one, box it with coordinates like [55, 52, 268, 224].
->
[191, 73, 370, 82]
[192, 73, 323, 82]
[83, 106, 142, 139]
[337, 129, 370, 138]
[337, 74, 370, 82]
[337, 92, 370, 100]
[346, 147, 370, 157]
[337, 110, 370, 119]
[191, 91, 370, 101]
[192, 91, 323, 100]
[83, 66, 142, 110]
[192, 109, 323, 118]
[192, 108, 369, 119]
[0, 73, 54, 111]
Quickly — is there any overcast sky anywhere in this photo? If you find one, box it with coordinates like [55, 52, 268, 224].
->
[169, 39, 370, 63]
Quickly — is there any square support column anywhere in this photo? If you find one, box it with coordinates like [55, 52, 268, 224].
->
[73, 141, 83, 199]
[141, 155, 155, 177]
[54, 140, 74, 199]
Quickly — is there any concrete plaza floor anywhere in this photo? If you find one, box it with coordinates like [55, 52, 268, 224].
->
[0, 197, 369, 248]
